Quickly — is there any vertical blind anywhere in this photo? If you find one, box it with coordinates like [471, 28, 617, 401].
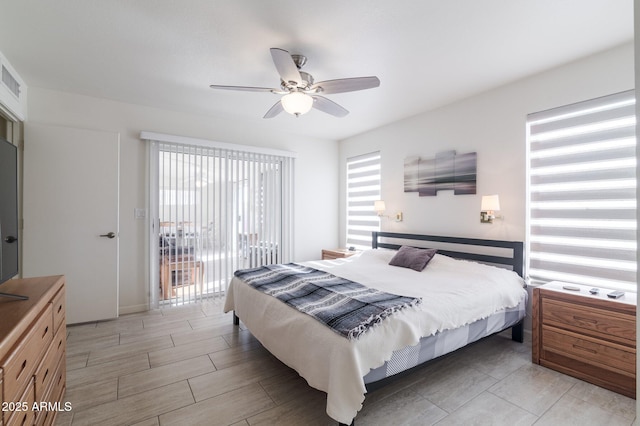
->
[147, 137, 295, 306]
[346, 151, 381, 250]
[527, 90, 637, 291]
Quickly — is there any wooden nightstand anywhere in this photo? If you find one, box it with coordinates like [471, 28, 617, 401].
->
[321, 248, 358, 260]
[532, 281, 636, 398]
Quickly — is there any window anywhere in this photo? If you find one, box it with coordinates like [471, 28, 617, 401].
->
[346, 151, 381, 250]
[527, 90, 636, 291]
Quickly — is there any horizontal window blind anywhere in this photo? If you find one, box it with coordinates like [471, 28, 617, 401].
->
[346, 151, 381, 250]
[527, 90, 637, 291]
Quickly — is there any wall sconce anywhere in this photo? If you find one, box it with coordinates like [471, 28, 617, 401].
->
[480, 194, 502, 224]
[374, 200, 403, 222]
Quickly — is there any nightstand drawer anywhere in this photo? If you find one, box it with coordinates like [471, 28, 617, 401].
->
[542, 326, 635, 376]
[542, 298, 635, 344]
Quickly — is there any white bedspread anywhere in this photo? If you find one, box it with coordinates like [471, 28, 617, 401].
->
[223, 249, 527, 424]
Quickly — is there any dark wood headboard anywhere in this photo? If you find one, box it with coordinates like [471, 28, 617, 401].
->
[371, 231, 524, 278]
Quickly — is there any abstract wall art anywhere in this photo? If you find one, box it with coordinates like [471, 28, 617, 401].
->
[404, 150, 477, 196]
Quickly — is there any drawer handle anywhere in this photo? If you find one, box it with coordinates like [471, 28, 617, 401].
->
[573, 344, 597, 354]
[20, 413, 27, 426]
[58, 338, 63, 349]
[573, 316, 598, 324]
[17, 359, 27, 379]
[42, 367, 49, 383]
[42, 325, 49, 338]
[57, 304, 63, 313]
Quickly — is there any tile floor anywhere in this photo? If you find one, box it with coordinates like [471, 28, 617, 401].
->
[55, 299, 637, 426]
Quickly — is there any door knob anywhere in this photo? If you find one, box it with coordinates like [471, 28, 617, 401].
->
[100, 232, 116, 239]
[4, 236, 17, 243]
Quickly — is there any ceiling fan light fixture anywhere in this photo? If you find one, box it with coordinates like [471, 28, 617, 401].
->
[209, 48, 380, 118]
[281, 91, 313, 117]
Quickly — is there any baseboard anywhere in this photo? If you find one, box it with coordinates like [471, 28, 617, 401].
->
[119, 303, 149, 315]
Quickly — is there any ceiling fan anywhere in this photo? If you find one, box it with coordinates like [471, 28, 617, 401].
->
[209, 48, 380, 118]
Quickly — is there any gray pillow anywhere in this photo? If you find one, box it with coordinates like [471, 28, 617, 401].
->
[388, 246, 438, 272]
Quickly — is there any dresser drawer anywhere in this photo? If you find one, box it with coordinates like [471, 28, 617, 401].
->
[541, 298, 635, 344]
[35, 355, 66, 426]
[51, 289, 65, 335]
[34, 330, 65, 403]
[542, 325, 635, 376]
[2, 305, 53, 403]
[50, 355, 66, 407]
[5, 378, 35, 426]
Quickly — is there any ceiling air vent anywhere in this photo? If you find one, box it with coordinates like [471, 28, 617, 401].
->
[2, 65, 20, 98]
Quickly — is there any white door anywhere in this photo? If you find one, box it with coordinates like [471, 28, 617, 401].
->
[23, 123, 119, 324]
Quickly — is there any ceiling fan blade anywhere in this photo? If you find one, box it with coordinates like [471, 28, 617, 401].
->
[270, 48, 302, 86]
[309, 76, 380, 94]
[263, 101, 284, 119]
[311, 96, 349, 117]
[209, 84, 275, 92]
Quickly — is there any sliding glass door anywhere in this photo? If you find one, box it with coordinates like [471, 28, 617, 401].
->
[147, 138, 294, 307]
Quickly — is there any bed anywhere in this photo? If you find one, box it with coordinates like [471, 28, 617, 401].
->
[223, 232, 527, 425]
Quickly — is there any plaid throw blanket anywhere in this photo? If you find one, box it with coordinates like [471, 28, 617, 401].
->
[234, 263, 422, 340]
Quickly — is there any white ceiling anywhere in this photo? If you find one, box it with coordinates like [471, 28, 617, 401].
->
[0, 0, 633, 141]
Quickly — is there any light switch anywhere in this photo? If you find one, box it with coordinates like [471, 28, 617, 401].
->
[134, 208, 146, 220]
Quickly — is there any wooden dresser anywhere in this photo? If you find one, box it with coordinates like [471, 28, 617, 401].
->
[532, 281, 636, 398]
[0, 275, 66, 425]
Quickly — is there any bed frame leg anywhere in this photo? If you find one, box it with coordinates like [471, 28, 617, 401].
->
[511, 321, 524, 343]
[338, 422, 354, 426]
[233, 312, 239, 326]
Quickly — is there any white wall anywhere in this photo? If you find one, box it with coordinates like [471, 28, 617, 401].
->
[339, 42, 634, 332]
[26, 88, 339, 314]
[340, 42, 634, 245]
